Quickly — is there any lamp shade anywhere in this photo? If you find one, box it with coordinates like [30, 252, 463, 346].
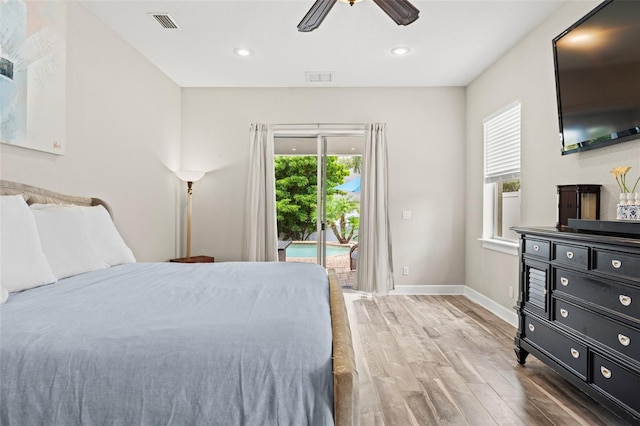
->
[175, 170, 205, 182]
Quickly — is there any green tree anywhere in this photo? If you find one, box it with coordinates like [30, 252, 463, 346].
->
[275, 156, 349, 241]
[338, 156, 362, 174]
[325, 196, 359, 244]
[503, 179, 521, 193]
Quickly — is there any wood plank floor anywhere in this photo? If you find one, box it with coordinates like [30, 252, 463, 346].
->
[343, 293, 631, 426]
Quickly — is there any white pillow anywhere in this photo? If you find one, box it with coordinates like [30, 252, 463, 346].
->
[30, 204, 108, 279]
[79, 205, 135, 266]
[0, 195, 56, 292]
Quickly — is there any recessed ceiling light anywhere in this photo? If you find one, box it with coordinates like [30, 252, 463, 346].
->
[234, 48, 253, 57]
[391, 46, 411, 56]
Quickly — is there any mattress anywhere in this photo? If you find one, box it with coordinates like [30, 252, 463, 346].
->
[0, 261, 334, 425]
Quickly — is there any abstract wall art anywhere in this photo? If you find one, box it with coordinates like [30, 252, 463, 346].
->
[0, 0, 66, 155]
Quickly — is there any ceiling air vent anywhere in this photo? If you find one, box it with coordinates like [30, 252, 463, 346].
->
[305, 71, 333, 83]
[150, 13, 180, 29]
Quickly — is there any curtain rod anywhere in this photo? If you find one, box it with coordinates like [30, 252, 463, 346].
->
[270, 123, 367, 126]
[253, 123, 369, 137]
[249, 123, 368, 131]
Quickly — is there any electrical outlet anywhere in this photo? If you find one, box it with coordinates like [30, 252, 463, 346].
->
[509, 286, 514, 298]
[402, 210, 412, 220]
[403, 266, 409, 276]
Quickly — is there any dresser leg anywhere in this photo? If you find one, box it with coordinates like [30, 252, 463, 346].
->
[514, 347, 529, 365]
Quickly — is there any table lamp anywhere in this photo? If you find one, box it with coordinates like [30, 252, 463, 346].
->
[175, 170, 205, 258]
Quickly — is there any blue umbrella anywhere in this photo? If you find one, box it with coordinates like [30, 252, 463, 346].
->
[334, 176, 360, 193]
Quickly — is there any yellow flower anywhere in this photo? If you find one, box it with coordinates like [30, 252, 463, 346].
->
[611, 166, 630, 177]
[612, 165, 635, 193]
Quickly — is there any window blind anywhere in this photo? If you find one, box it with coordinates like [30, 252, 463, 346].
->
[484, 103, 521, 183]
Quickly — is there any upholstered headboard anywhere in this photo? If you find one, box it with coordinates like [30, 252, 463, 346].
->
[0, 180, 113, 217]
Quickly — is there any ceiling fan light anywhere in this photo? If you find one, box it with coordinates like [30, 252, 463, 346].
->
[298, 0, 418, 32]
[391, 46, 411, 56]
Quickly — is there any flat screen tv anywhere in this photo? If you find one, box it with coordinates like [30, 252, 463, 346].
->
[553, 0, 640, 155]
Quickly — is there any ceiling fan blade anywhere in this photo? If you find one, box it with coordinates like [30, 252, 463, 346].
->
[372, 0, 419, 26]
[297, 0, 338, 32]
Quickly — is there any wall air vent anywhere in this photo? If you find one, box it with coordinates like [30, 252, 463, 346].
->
[305, 71, 333, 83]
[150, 13, 180, 29]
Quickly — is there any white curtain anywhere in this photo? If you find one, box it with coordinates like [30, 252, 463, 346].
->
[355, 123, 394, 294]
[243, 123, 278, 262]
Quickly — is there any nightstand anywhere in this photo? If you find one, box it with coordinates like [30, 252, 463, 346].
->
[169, 256, 215, 263]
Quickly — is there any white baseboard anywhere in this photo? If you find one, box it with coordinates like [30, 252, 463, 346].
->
[389, 284, 518, 328]
[463, 286, 518, 327]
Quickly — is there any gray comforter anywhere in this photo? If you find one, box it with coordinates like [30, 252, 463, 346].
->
[0, 262, 334, 425]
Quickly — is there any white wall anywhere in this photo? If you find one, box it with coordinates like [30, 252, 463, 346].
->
[181, 87, 466, 287]
[465, 0, 640, 310]
[0, 3, 182, 262]
[9, 0, 625, 301]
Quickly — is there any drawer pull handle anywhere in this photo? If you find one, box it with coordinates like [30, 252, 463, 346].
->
[600, 366, 612, 379]
[619, 295, 632, 306]
[560, 308, 569, 318]
[612, 259, 622, 269]
[570, 348, 580, 359]
[533, 245, 539, 252]
[566, 251, 574, 259]
[528, 323, 535, 332]
[560, 277, 569, 286]
[618, 334, 630, 347]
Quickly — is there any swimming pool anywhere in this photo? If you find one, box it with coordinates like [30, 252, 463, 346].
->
[286, 243, 351, 258]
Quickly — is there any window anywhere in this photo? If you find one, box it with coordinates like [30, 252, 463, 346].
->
[481, 102, 521, 254]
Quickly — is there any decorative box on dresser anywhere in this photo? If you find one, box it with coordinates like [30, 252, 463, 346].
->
[512, 225, 640, 425]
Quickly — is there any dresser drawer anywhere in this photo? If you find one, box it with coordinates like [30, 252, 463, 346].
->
[593, 249, 640, 281]
[553, 243, 588, 269]
[524, 238, 550, 260]
[591, 353, 640, 414]
[554, 300, 640, 360]
[553, 268, 640, 321]
[523, 315, 587, 378]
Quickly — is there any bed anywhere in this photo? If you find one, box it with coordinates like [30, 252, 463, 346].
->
[0, 180, 359, 426]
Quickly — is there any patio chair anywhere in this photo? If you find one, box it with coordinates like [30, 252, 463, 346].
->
[277, 240, 292, 262]
[349, 244, 358, 270]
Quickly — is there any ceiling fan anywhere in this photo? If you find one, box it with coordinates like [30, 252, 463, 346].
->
[297, 0, 420, 32]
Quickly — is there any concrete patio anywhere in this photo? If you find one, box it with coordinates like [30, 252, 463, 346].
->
[286, 252, 356, 288]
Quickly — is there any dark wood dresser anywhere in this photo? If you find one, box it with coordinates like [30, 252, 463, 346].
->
[512, 226, 640, 424]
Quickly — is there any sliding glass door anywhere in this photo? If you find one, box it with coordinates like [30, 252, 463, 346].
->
[273, 134, 329, 265]
[273, 125, 363, 274]
[317, 135, 328, 266]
